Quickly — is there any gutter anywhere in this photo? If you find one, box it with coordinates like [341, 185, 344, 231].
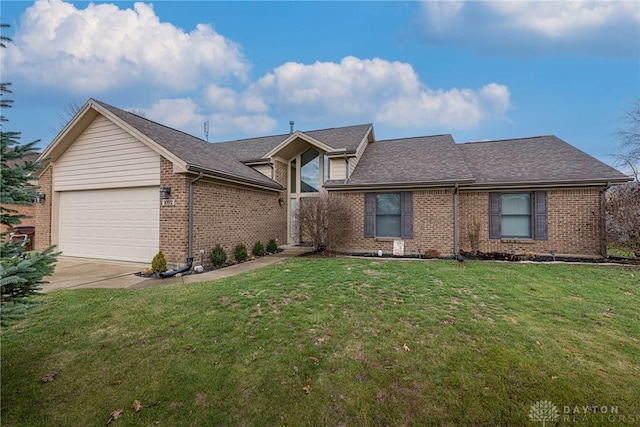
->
[185, 164, 284, 192]
[324, 178, 475, 191]
[466, 178, 632, 190]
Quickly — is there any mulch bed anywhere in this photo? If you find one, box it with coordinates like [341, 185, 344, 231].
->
[302, 249, 640, 265]
[135, 250, 284, 278]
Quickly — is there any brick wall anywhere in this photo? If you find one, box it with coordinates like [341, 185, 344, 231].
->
[190, 181, 287, 263]
[34, 167, 52, 250]
[458, 188, 604, 257]
[159, 157, 287, 265]
[333, 189, 455, 256]
[159, 158, 190, 264]
[1, 205, 36, 233]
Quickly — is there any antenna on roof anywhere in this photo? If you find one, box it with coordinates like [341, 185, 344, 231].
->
[289, 120, 294, 135]
[204, 121, 209, 142]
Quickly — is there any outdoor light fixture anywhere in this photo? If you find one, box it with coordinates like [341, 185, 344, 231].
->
[160, 186, 171, 199]
[34, 193, 46, 204]
[278, 198, 285, 207]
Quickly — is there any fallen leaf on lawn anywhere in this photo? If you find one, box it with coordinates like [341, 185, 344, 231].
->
[303, 384, 312, 395]
[308, 356, 319, 364]
[403, 344, 410, 352]
[41, 372, 57, 383]
[624, 291, 632, 296]
[112, 380, 122, 386]
[551, 376, 559, 380]
[536, 341, 541, 346]
[305, 375, 312, 383]
[132, 400, 142, 412]
[106, 407, 124, 424]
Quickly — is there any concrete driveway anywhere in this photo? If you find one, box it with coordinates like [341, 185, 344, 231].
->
[42, 247, 312, 291]
[42, 257, 151, 291]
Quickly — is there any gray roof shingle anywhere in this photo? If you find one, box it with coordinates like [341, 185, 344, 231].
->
[95, 100, 283, 189]
[94, 100, 372, 189]
[337, 135, 474, 187]
[459, 135, 630, 185]
[93, 100, 630, 189]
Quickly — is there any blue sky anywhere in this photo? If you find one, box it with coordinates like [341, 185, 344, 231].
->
[1, 0, 638, 168]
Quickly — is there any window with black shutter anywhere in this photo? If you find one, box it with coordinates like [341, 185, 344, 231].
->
[489, 191, 548, 240]
[364, 192, 413, 239]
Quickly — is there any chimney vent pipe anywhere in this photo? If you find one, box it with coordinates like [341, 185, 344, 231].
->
[289, 121, 294, 135]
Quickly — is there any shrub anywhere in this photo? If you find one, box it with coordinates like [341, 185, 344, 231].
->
[209, 244, 227, 267]
[234, 243, 248, 262]
[252, 241, 265, 257]
[296, 193, 352, 251]
[151, 250, 168, 273]
[266, 239, 278, 253]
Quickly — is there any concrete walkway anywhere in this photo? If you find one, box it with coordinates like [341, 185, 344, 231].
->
[42, 246, 313, 291]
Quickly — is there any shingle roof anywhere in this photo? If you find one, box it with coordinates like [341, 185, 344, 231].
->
[93, 99, 630, 190]
[337, 135, 474, 187]
[459, 135, 630, 185]
[95, 100, 284, 189]
[94, 100, 372, 189]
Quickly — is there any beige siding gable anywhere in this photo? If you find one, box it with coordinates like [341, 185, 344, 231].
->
[329, 158, 347, 181]
[251, 164, 272, 179]
[54, 115, 160, 191]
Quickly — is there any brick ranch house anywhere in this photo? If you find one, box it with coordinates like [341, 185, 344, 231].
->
[34, 99, 631, 265]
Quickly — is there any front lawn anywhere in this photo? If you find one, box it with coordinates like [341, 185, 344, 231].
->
[1, 258, 638, 426]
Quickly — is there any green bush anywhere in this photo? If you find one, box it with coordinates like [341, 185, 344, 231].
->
[252, 241, 265, 257]
[151, 250, 168, 273]
[234, 243, 248, 262]
[209, 244, 227, 267]
[266, 239, 278, 253]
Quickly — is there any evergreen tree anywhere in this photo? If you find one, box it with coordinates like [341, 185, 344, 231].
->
[0, 23, 58, 325]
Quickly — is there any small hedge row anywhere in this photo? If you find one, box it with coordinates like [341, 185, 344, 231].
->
[208, 239, 279, 267]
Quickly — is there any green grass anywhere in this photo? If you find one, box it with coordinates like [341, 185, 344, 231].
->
[2, 258, 639, 426]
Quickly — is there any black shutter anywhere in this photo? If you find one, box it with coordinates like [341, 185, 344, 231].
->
[401, 191, 413, 239]
[534, 191, 548, 240]
[489, 193, 501, 239]
[364, 192, 375, 238]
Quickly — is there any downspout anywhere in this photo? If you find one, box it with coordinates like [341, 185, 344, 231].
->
[453, 182, 459, 257]
[188, 171, 204, 259]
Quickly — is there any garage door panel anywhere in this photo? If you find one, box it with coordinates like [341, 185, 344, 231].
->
[59, 187, 159, 262]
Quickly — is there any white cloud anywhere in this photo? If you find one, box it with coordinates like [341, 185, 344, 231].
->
[144, 96, 276, 137]
[248, 56, 510, 129]
[414, 1, 640, 57]
[3, 0, 249, 92]
[141, 56, 509, 137]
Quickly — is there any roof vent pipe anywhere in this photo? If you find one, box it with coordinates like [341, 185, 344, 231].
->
[289, 121, 294, 135]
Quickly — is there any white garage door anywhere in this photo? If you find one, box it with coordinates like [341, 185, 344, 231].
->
[59, 187, 159, 263]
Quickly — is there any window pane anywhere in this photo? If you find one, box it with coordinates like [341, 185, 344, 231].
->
[290, 159, 297, 193]
[502, 216, 532, 238]
[290, 198, 297, 238]
[376, 193, 401, 215]
[376, 215, 401, 237]
[323, 155, 328, 182]
[301, 148, 319, 192]
[375, 193, 401, 237]
[501, 193, 531, 215]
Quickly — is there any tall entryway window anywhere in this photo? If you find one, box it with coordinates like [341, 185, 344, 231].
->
[288, 147, 327, 243]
